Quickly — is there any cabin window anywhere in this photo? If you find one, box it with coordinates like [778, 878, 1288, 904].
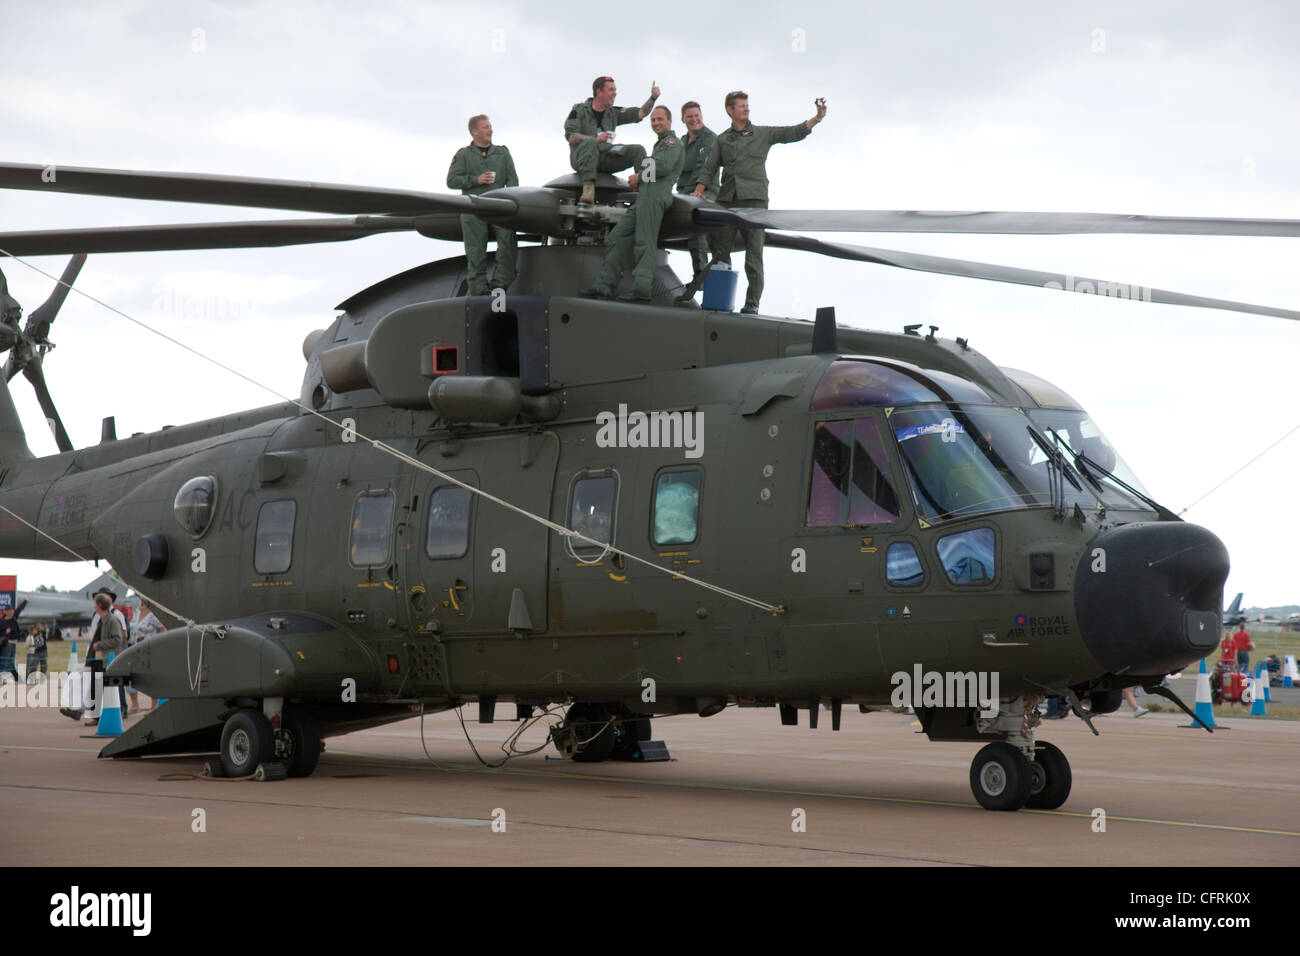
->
[426, 485, 473, 559]
[806, 418, 901, 526]
[173, 476, 218, 538]
[652, 468, 702, 546]
[349, 491, 395, 568]
[568, 472, 617, 561]
[936, 528, 996, 585]
[254, 500, 296, 574]
[886, 542, 925, 587]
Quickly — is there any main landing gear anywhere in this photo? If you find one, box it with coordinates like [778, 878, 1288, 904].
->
[556, 703, 660, 763]
[215, 702, 322, 779]
[968, 697, 1072, 811]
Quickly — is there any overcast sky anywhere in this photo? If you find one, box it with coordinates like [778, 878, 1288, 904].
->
[2, 0, 1297, 606]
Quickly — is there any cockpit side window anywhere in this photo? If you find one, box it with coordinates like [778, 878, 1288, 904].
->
[807, 417, 901, 526]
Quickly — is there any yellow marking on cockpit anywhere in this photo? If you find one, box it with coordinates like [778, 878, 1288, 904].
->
[608, 573, 627, 582]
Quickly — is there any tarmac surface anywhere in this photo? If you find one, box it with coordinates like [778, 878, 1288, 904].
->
[2, 694, 1298, 866]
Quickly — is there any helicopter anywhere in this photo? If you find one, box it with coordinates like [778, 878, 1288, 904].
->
[1, 158, 1295, 810]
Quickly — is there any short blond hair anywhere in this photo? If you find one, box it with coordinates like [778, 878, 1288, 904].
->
[468, 114, 489, 134]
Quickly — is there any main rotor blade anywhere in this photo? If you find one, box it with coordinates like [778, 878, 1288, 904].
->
[0, 216, 421, 257]
[27, 253, 86, 338]
[698, 208, 1300, 238]
[0, 162, 516, 217]
[22, 360, 73, 453]
[764, 233, 1300, 322]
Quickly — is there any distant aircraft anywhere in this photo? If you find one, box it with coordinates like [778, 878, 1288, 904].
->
[11, 571, 128, 631]
[1223, 593, 1245, 628]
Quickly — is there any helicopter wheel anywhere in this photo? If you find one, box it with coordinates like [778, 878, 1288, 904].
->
[969, 742, 1032, 811]
[611, 716, 651, 759]
[219, 708, 274, 778]
[1025, 741, 1072, 810]
[279, 708, 322, 778]
[567, 703, 616, 763]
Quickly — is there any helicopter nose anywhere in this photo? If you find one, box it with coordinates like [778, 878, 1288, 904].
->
[1074, 521, 1229, 676]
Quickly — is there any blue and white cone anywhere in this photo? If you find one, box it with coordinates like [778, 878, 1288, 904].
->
[1191, 658, 1217, 729]
[1284, 654, 1299, 688]
[93, 652, 124, 736]
[1250, 664, 1268, 716]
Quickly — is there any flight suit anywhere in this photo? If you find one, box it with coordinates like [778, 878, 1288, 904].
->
[446, 142, 519, 295]
[675, 125, 718, 278]
[564, 99, 648, 180]
[698, 120, 812, 310]
[592, 127, 685, 299]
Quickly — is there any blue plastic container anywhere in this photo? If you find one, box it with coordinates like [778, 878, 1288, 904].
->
[701, 264, 738, 312]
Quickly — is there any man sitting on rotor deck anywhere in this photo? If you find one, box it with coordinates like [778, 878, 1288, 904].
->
[581, 105, 684, 302]
[446, 114, 519, 295]
[675, 100, 720, 282]
[692, 92, 827, 314]
[565, 75, 660, 205]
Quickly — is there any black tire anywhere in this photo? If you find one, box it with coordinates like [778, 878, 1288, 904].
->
[219, 708, 274, 778]
[567, 704, 615, 763]
[1025, 741, 1072, 810]
[969, 742, 1032, 811]
[280, 709, 321, 778]
[611, 717, 651, 759]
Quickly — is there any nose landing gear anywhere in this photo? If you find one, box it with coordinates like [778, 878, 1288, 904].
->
[968, 696, 1073, 811]
[969, 739, 1072, 811]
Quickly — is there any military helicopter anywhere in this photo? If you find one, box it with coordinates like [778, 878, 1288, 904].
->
[1, 158, 1295, 810]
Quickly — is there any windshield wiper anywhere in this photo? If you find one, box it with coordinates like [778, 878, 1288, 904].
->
[1026, 425, 1083, 492]
[1048, 430, 1181, 521]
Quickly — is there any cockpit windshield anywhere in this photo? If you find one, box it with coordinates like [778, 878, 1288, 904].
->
[892, 405, 1154, 522]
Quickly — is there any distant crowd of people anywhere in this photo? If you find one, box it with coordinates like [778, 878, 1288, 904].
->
[0, 587, 166, 723]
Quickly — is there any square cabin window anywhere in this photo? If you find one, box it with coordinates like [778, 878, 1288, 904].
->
[350, 491, 395, 568]
[426, 485, 472, 559]
[569, 474, 617, 560]
[254, 500, 296, 574]
[652, 469, 702, 546]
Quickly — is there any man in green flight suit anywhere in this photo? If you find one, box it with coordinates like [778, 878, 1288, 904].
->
[446, 114, 519, 295]
[581, 106, 685, 302]
[692, 92, 827, 314]
[566, 76, 661, 205]
[675, 100, 719, 281]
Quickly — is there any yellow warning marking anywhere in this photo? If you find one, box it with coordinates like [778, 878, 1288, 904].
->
[447, 588, 460, 611]
[608, 573, 627, 582]
[296, 651, 306, 660]
[318, 748, 1300, 837]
